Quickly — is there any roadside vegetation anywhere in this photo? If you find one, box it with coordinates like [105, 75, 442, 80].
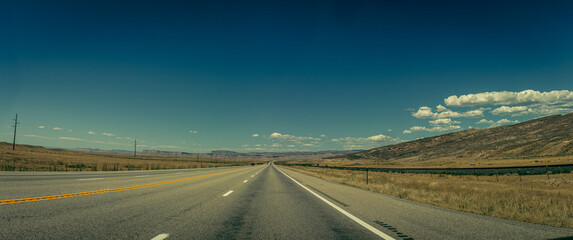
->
[283, 165, 573, 229]
[0, 143, 258, 171]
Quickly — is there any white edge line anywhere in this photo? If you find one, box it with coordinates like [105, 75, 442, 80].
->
[274, 166, 395, 240]
[243, 180, 248, 183]
[151, 233, 170, 240]
[223, 190, 234, 197]
[77, 178, 104, 181]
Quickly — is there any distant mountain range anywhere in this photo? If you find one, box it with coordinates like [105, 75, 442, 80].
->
[339, 113, 573, 162]
[72, 148, 362, 159]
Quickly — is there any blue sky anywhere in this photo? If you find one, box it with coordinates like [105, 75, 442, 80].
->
[2, 0, 573, 152]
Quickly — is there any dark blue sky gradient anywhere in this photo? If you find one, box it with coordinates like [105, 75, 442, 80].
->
[2, 0, 573, 151]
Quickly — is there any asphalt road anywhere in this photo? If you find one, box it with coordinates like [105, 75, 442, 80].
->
[1, 164, 572, 239]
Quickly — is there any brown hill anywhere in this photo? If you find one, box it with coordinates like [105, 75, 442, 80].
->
[341, 112, 573, 162]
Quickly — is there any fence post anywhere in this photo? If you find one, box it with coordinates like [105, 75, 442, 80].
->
[366, 168, 369, 185]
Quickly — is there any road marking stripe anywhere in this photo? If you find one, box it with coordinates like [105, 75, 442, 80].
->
[223, 190, 234, 197]
[243, 180, 248, 183]
[77, 178, 104, 181]
[151, 233, 170, 240]
[275, 166, 395, 240]
[0, 168, 246, 205]
[135, 175, 149, 178]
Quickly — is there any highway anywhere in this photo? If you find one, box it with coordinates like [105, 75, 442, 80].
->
[1, 163, 572, 239]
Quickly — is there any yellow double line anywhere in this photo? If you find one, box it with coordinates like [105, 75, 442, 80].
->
[0, 168, 246, 205]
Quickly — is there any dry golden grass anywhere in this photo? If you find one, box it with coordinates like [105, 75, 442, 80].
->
[288, 155, 573, 169]
[285, 165, 573, 228]
[0, 143, 255, 171]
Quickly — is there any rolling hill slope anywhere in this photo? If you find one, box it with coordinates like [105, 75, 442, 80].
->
[341, 112, 573, 162]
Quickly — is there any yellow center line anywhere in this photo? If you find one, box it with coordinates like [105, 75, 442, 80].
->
[0, 168, 247, 205]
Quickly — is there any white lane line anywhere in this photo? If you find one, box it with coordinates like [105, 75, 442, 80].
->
[135, 175, 149, 178]
[151, 233, 170, 240]
[243, 180, 248, 183]
[222, 190, 234, 197]
[251, 175, 254, 177]
[77, 178, 104, 181]
[275, 167, 395, 240]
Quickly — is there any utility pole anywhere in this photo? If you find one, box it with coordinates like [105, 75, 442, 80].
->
[134, 139, 137, 158]
[12, 114, 19, 151]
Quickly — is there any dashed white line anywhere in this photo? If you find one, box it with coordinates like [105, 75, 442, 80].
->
[243, 180, 248, 183]
[275, 166, 395, 240]
[77, 178, 104, 181]
[251, 175, 254, 177]
[151, 233, 170, 240]
[222, 190, 234, 197]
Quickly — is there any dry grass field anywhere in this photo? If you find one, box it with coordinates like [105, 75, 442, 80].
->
[284, 165, 573, 228]
[0, 143, 256, 171]
[290, 155, 573, 169]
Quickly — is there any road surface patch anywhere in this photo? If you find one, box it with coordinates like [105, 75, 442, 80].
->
[151, 233, 169, 240]
[0, 168, 247, 205]
[374, 221, 413, 240]
[306, 185, 349, 207]
[275, 166, 396, 240]
[77, 178, 104, 181]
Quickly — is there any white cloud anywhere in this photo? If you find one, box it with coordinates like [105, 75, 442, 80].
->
[491, 106, 531, 116]
[38, 126, 45, 129]
[270, 143, 282, 147]
[251, 133, 260, 137]
[387, 129, 392, 132]
[268, 132, 321, 142]
[497, 119, 519, 125]
[68, 130, 73, 132]
[189, 130, 198, 134]
[405, 125, 462, 133]
[320, 134, 327, 137]
[53, 127, 62, 130]
[428, 118, 461, 126]
[102, 132, 115, 136]
[444, 90, 573, 107]
[366, 134, 392, 141]
[58, 137, 85, 141]
[475, 118, 519, 128]
[436, 104, 448, 112]
[402, 130, 412, 134]
[412, 106, 435, 119]
[287, 145, 296, 147]
[412, 106, 483, 119]
[476, 119, 494, 125]
[88, 131, 96, 135]
[331, 134, 402, 150]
